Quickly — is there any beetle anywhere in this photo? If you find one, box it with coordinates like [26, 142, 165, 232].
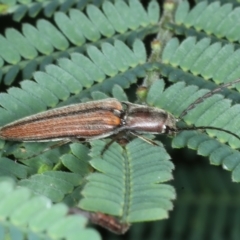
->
[0, 79, 240, 150]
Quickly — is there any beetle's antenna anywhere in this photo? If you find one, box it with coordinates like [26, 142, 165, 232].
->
[179, 79, 240, 119]
[175, 79, 240, 141]
[171, 126, 240, 141]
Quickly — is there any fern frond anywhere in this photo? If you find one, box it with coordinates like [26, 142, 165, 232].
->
[0, 0, 91, 21]
[80, 139, 175, 223]
[1, 0, 240, 236]
[0, 0, 159, 85]
[149, 80, 240, 147]
[158, 37, 240, 102]
[172, 131, 240, 182]
[162, 37, 240, 84]
[0, 142, 90, 201]
[122, 161, 240, 239]
[19, 171, 83, 202]
[146, 80, 240, 181]
[0, 178, 100, 240]
[171, 1, 240, 43]
[0, 39, 148, 125]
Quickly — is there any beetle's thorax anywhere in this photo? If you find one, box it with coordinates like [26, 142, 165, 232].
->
[120, 102, 177, 135]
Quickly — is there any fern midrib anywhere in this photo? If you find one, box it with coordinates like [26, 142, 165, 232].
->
[121, 150, 131, 223]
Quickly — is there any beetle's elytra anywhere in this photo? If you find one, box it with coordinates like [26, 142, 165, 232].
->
[0, 98, 176, 142]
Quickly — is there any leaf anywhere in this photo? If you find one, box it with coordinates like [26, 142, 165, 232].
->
[80, 139, 175, 223]
[146, 81, 240, 181]
[0, 39, 149, 125]
[0, 157, 29, 179]
[0, 178, 100, 240]
[0, 0, 159, 85]
[2, 0, 240, 236]
[160, 37, 240, 102]
[171, 1, 240, 43]
[18, 171, 83, 202]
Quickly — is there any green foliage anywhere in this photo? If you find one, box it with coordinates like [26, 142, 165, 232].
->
[0, 0, 127, 22]
[80, 139, 175, 222]
[145, 79, 240, 181]
[169, 1, 240, 43]
[0, 178, 100, 240]
[1, 0, 240, 239]
[102, 161, 240, 240]
[160, 37, 240, 98]
[0, 0, 159, 85]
